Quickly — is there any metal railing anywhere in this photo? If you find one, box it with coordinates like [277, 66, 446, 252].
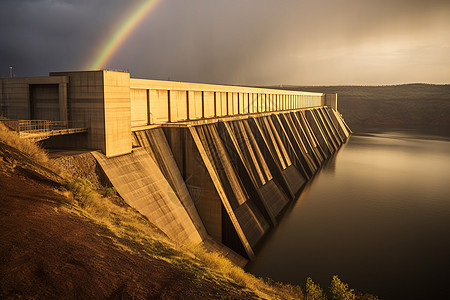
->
[0, 119, 88, 141]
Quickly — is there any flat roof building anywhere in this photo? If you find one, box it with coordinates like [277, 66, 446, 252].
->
[0, 70, 335, 157]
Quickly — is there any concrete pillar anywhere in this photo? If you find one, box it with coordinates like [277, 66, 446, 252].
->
[27, 84, 31, 119]
[58, 82, 68, 124]
[146, 89, 151, 124]
[325, 93, 338, 111]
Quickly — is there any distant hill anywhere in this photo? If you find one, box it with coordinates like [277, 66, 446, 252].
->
[267, 84, 450, 131]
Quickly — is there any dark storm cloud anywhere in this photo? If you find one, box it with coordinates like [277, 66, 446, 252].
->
[0, 0, 125, 76]
[1, 0, 449, 84]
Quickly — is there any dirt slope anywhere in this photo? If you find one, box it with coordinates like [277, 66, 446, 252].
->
[0, 143, 256, 299]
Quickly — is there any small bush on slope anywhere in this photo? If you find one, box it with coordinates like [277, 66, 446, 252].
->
[306, 277, 326, 300]
[330, 276, 356, 300]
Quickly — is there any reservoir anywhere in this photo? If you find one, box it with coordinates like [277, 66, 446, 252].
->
[246, 128, 450, 299]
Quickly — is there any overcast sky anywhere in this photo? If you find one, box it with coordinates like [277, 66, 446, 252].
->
[0, 0, 449, 85]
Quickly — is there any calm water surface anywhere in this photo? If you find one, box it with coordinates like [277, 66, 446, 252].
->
[246, 129, 450, 300]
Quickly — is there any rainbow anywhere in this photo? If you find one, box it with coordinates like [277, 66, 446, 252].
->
[87, 0, 162, 70]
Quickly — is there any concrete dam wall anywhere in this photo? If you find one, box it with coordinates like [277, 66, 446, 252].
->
[1, 70, 349, 265]
[94, 106, 350, 265]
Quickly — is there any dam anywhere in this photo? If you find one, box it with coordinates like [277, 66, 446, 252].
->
[0, 70, 350, 265]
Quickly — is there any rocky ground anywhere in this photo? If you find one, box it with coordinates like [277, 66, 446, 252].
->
[50, 150, 129, 207]
[50, 150, 103, 188]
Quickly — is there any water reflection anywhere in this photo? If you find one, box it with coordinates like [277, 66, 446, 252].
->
[321, 150, 340, 175]
[246, 129, 450, 300]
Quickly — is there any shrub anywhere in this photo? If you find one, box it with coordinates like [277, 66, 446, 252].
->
[330, 275, 356, 300]
[306, 277, 326, 300]
[102, 186, 117, 197]
[65, 178, 109, 218]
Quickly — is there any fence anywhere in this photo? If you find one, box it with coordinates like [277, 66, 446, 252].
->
[0, 119, 87, 141]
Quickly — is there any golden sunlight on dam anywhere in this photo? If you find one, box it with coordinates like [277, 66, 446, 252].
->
[0, 70, 350, 266]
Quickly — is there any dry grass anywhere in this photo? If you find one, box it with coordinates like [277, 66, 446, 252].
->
[64, 177, 305, 299]
[58, 160, 379, 299]
[63, 177, 177, 258]
[182, 243, 304, 299]
[0, 122, 64, 176]
[0, 122, 377, 300]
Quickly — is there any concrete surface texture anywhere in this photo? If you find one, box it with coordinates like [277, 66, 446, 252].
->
[97, 107, 350, 263]
[1, 70, 350, 264]
[92, 148, 204, 245]
[1, 70, 337, 158]
[130, 77, 327, 127]
[133, 128, 208, 240]
[0, 76, 69, 122]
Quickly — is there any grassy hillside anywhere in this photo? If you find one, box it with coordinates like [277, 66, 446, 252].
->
[269, 84, 450, 131]
[0, 123, 378, 299]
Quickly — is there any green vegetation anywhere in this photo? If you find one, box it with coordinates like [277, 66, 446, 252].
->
[330, 276, 356, 300]
[306, 277, 326, 300]
[0, 122, 380, 299]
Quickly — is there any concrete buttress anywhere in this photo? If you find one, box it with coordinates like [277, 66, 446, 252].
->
[94, 107, 350, 265]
